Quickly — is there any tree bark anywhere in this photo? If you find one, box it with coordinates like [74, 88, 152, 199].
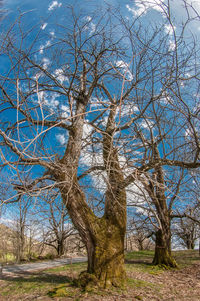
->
[57, 240, 64, 256]
[61, 183, 126, 288]
[52, 96, 127, 288]
[153, 228, 177, 267]
[82, 219, 126, 288]
[143, 144, 177, 268]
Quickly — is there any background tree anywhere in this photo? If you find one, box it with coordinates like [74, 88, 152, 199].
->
[37, 191, 76, 257]
[11, 196, 31, 263]
[126, 215, 154, 251]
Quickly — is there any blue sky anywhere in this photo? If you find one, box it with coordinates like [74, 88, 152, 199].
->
[2, 0, 200, 40]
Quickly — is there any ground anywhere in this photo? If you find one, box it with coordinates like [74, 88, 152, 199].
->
[0, 250, 200, 300]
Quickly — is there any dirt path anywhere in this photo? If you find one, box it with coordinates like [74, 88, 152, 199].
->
[1, 257, 87, 275]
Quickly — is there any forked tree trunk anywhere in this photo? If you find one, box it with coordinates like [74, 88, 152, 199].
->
[62, 185, 127, 289]
[53, 76, 127, 289]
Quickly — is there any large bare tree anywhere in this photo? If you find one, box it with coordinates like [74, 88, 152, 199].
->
[0, 2, 200, 288]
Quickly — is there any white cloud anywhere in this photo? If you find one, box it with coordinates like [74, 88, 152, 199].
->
[50, 30, 55, 37]
[56, 134, 67, 145]
[115, 60, 134, 81]
[80, 149, 103, 167]
[85, 16, 92, 22]
[39, 40, 51, 54]
[37, 90, 45, 103]
[126, 0, 165, 17]
[39, 92, 59, 111]
[126, 4, 135, 14]
[53, 68, 69, 84]
[39, 45, 44, 54]
[35, 90, 60, 111]
[0, 217, 14, 225]
[48, 96, 59, 108]
[41, 23, 48, 30]
[61, 105, 69, 112]
[140, 120, 154, 129]
[42, 57, 51, 69]
[83, 16, 96, 35]
[61, 104, 70, 119]
[185, 128, 193, 138]
[116, 60, 129, 69]
[169, 40, 176, 51]
[48, 1, 62, 11]
[90, 23, 96, 34]
[160, 91, 173, 104]
[117, 103, 139, 118]
[164, 24, 176, 36]
[83, 123, 93, 140]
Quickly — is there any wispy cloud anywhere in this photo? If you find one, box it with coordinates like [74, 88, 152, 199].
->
[41, 23, 48, 30]
[126, 0, 165, 17]
[48, 1, 62, 11]
[56, 133, 67, 145]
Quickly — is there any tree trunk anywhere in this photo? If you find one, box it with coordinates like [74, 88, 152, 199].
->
[153, 229, 177, 267]
[57, 240, 64, 256]
[80, 220, 126, 289]
[54, 96, 127, 289]
[149, 145, 177, 268]
[138, 239, 144, 251]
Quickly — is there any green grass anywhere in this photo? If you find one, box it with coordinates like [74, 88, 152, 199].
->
[0, 250, 199, 299]
[1, 277, 50, 296]
[172, 250, 200, 267]
[125, 250, 165, 275]
[0, 273, 73, 296]
[46, 261, 87, 273]
[125, 249, 200, 273]
[127, 277, 158, 289]
[125, 250, 154, 261]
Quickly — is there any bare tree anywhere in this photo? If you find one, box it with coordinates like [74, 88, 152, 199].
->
[37, 191, 76, 257]
[11, 196, 31, 263]
[0, 2, 200, 288]
[127, 215, 154, 251]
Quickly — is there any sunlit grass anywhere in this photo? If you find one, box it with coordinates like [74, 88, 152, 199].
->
[0, 250, 199, 299]
[46, 262, 87, 273]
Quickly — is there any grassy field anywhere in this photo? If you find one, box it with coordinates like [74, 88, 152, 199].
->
[0, 250, 199, 300]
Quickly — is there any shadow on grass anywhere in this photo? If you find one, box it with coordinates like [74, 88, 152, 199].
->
[1, 271, 74, 285]
[125, 259, 153, 265]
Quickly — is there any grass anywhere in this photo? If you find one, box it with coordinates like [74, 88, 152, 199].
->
[46, 261, 87, 273]
[127, 277, 158, 289]
[172, 249, 200, 267]
[125, 250, 154, 260]
[125, 250, 165, 275]
[0, 250, 199, 300]
[0, 273, 72, 296]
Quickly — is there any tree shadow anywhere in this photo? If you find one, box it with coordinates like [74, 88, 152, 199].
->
[125, 259, 153, 266]
[1, 270, 74, 285]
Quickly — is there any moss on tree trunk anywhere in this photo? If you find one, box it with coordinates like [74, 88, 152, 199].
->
[153, 229, 177, 267]
[79, 219, 126, 289]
